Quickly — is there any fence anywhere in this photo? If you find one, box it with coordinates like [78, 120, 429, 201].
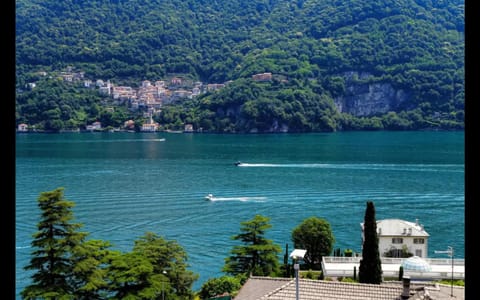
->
[321, 256, 465, 280]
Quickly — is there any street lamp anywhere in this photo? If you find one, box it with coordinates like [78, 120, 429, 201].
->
[162, 270, 167, 300]
[289, 249, 307, 300]
[434, 246, 454, 297]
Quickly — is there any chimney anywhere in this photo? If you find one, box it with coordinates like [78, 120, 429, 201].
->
[401, 276, 411, 299]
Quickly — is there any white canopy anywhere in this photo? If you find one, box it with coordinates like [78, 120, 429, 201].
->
[289, 249, 307, 260]
[402, 256, 432, 272]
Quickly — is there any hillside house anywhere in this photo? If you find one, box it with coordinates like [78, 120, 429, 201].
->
[17, 123, 28, 132]
[184, 124, 194, 132]
[141, 123, 159, 132]
[252, 72, 272, 81]
[86, 121, 102, 131]
[141, 114, 159, 132]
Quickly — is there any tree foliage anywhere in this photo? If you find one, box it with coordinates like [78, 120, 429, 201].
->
[198, 276, 242, 300]
[21, 187, 88, 299]
[16, 0, 464, 132]
[291, 216, 335, 270]
[70, 239, 117, 299]
[106, 251, 160, 299]
[359, 201, 383, 284]
[223, 215, 282, 277]
[131, 232, 199, 299]
[21, 188, 199, 299]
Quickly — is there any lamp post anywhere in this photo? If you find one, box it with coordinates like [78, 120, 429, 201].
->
[162, 270, 167, 300]
[434, 246, 454, 297]
[289, 249, 307, 300]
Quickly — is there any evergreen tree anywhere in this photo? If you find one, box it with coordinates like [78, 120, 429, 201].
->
[132, 232, 198, 299]
[291, 216, 335, 270]
[107, 232, 198, 299]
[70, 239, 116, 299]
[21, 187, 88, 299]
[106, 251, 159, 299]
[359, 201, 383, 284]
[223, 215, 281, 277]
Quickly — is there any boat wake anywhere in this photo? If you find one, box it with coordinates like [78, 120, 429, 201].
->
[23, 138, 166, 144]
[206, 196, 267, 202]
[237, 163, 327, 168]
[235, 163, 462, 172]
[97, 138, 166, 142]
[16, 245, 30, 249]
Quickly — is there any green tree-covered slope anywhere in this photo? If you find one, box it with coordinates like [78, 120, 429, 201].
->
[16, 0, 464, 132]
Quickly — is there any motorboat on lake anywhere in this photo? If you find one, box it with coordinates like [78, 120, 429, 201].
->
[205, 194, 214, 201]
[234, 161, 243, 166]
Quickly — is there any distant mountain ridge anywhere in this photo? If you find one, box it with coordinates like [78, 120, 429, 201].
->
[15, 0, 464, 132]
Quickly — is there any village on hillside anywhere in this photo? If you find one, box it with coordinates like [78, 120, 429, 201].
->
[17, 67, 276, 133]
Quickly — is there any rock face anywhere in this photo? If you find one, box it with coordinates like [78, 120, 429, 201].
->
[334, 72, 410, 117]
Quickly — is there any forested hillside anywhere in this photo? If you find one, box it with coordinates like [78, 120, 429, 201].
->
[15, 0, 464, 132]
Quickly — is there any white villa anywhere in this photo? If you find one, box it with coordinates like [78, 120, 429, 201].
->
[322, 218, 464, 280]
[141, 122, 159, 132]
[141, 114, 159, 132]
[361, 218, 429, 258]
[86, 121, 102, 131]
[17, 123, 29, 132]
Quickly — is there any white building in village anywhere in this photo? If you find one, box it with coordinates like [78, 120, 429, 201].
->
[17, 123, 29, 132]
[361, 218, 429, 258]
[140, 113, 159, 132]
[86, 121, 102, 131]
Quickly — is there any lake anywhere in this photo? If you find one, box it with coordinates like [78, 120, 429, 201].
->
[15, 131, 464, 297]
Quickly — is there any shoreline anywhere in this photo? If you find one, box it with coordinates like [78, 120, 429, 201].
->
[15, 128, 465, 134]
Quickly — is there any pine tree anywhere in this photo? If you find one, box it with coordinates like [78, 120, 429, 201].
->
[359, 201, 383, 284]
[21, 187, 88, 299]
[70, 239, 114, 299]
[223, 215, 281, 277]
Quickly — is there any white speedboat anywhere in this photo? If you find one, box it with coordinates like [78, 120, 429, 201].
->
[205, 194, 214, 201]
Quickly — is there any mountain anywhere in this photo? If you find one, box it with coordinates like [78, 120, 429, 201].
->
[15, 0, 464, 132]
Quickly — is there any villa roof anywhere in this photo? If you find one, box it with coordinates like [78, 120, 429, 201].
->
[234, 277, 406, 300]
[233, 277, 464, 300]
[234, 277, 290, 300]
[361, 218, 429, 237]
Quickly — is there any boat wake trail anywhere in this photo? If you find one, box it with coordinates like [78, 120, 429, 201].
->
[24, 138, 166, 144]
[238, 163, 328, 168]
[209, 196, 267, 202]
[16, 246, 30, 249]
[89, 138, 166, 142]
[236, 163, 462, 172]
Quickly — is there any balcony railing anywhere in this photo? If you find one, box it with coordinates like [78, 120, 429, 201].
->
[321, 256, 465, 280]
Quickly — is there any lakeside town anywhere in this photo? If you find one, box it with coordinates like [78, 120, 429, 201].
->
[17, 66, 276, 133]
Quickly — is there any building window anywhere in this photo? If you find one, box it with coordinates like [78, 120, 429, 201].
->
[392, 238, 403, 244]
[414, 238, 425, 244]
[415, 249, 423, 257]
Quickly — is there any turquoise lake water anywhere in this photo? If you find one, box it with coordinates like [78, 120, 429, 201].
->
[15, 131, 464, 296]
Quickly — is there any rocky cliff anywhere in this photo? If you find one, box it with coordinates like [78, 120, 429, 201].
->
[334, 72, 410, 117]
